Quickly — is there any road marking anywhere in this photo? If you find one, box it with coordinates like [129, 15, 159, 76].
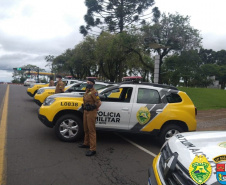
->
[115, 133, 157, 158]
[0, 85, 9, 185]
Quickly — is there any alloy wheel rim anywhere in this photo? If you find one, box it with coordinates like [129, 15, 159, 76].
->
[59, 119, 79, 138]
[165, 129, 180, 140]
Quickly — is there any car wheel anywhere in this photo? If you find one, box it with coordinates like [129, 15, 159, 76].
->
[159, 124, 184, 145]
[55, 114, 83, 142]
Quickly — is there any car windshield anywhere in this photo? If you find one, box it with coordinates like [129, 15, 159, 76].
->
[94, 84, 108, 90]
[76, 83, 107, 90]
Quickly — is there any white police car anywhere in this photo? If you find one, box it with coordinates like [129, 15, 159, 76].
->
[149, 131, 226, 185]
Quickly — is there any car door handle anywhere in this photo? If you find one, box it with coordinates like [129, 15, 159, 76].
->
[156, 109, 163, 113]
[122, 108, 129, 111]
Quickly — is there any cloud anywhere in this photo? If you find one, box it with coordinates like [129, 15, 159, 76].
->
[202, 33, 226, 51]
[0, 30, 83, 71]
[0, 70, 13, 82]
[155, 0, 226, 51]
[1, 0, 226, 83]
[0, 0, 86, 80]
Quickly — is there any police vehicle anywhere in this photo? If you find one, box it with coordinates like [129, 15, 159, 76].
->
[34, 81, 82, 106]
[149, 131, 226, 185]
[27, 79, 78, 97]
[34, 81, 113, 106]
[38, 82, 197, 143]
[27, 83, 49, 97]
[24, 79, 36, 86]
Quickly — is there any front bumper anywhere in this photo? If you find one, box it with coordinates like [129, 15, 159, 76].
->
[148, 166, 158, 185]
[34, 99, 42, 106]
[38, 114, 54, 128]
[27, 91, 34, 97]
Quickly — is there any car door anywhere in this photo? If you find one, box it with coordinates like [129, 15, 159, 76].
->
[129, 86, 166, 132]
[96, 86, 134, 130]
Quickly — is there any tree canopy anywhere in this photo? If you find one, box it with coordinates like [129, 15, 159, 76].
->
[142, 12, 202, 83]
[80, 0, 160, 36]
[43, 3, 226, 89]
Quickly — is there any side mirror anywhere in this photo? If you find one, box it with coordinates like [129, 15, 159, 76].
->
[99, 94, 107, 100]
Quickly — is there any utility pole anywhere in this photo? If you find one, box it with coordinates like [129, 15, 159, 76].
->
[154, 55, 160, 84]
[37, 67, 39, 82]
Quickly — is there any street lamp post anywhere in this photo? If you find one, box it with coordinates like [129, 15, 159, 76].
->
[149, 43, 170, 84]
[154, 55, 160, 84]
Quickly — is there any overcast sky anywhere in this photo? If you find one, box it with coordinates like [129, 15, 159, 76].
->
[0, 0, 226, 82]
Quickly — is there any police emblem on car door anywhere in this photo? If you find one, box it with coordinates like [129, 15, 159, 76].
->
[129, 87, 167, 132]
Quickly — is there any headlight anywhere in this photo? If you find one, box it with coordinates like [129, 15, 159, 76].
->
[37, 89, 45, 94]
[43, 98, 55, 106]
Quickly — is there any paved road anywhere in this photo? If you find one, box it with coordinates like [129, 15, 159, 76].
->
[1, 84, 161, 185]
[0, 84, 7, 112]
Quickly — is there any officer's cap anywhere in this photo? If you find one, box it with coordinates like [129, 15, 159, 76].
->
[87, 78, 95, 84]
[56, 75, 62, 79]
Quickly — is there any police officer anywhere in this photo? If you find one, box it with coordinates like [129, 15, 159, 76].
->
[79, 78, 101, 156]
[49, 76, 54, 87]
[55, 75, 65, 93]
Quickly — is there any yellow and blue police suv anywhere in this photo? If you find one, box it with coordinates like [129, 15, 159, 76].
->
[149, 131, 226, 185]
[38, 83, 197, 143]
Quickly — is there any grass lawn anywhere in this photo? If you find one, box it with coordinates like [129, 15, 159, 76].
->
[178, 87, 226, 110]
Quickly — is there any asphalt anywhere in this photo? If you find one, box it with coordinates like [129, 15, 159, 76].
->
[3, 84, 226, 185]
[5, 84, 158, 185]
[0, 84, 7, 118]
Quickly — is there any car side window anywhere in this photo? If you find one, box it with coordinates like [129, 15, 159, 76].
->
[166, 93, 182, 103]
[137, 88, 161, 104]
[101, 87, 133, 103]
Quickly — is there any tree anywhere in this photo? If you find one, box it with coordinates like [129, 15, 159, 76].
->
[73, 36, 97, 79]
[217, 65, 226, 89]
[197, 64, 219, 87]
[45, 55, 55, 73]
[95, 32, 128, 82]
[52, 37, 98, 79]
[53, 49, 76, 77]
[163, 50, 202, 87]
[95, 31, 153, 82]
[142, 12, 202, 83]
[198, 48, 216, 64]
[215, 50, 226, 66]
[161, 55, 181, 86]
[80, 0, 159, 36]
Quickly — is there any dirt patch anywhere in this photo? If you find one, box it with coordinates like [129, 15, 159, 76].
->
[196, 108, 226, 131]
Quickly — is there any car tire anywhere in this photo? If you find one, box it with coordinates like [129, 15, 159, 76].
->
[55, 114, 83, 142]
[159, 124, 184, 145]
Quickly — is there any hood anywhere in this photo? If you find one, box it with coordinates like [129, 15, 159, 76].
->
[168, 131, 226, 184]
[48, 92, 84, 98]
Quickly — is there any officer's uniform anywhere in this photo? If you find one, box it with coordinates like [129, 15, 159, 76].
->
[83, 88, 101, 152]
[49, 80, 54, 87]
[55, 80, 65, 93]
